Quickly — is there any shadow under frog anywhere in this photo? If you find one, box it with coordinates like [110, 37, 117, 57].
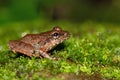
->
[8, 26, 70, 60]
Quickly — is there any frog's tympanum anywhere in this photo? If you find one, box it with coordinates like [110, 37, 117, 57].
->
[8, 26, 70, 60]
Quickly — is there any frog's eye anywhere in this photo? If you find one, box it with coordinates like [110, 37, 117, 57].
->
[53, 33, 59, 39]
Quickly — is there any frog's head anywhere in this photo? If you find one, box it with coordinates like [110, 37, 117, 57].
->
[51, 26, 70, 44]
[44, 26, 70, 51]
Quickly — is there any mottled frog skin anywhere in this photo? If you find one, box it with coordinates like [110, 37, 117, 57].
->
[8, 26, 70, 60]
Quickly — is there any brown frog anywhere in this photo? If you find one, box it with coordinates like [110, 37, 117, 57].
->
[8, 26, 70, 60]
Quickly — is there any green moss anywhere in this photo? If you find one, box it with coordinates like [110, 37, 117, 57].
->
[0, 20, 120, 79]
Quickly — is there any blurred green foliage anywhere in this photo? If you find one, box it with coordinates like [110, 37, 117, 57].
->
[9, 0, 38, 20]
[0, 0, 120, 24]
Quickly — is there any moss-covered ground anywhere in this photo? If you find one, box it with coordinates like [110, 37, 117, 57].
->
[0, 20, 120, 80]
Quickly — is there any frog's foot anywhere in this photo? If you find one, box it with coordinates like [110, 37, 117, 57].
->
[39, 50, 57, 60]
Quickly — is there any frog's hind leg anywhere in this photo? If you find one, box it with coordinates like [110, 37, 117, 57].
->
[8, 40, 35, 57]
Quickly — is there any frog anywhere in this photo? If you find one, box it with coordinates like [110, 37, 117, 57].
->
[8, 26, 70, 60]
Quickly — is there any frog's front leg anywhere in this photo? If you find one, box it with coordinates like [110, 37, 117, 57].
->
[38, 49, 56, 60]
[8, 40, 35, 57]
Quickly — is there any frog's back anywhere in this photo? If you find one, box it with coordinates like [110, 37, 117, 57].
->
[20, 34, 48, 45]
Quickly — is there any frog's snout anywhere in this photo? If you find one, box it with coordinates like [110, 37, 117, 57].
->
[64, 31, 70, 37]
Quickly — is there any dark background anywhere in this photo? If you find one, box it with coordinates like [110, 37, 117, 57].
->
[0, 0, 120, 24]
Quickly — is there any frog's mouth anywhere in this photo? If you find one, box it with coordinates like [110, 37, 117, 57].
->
[56, 34, 70, 45]
[61, 32, 70, 42]
[60, 36, 69, 43]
